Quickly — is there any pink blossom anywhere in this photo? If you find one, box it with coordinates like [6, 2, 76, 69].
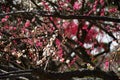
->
[9, 26, 13, 30]
[31, 17, 36, 22]
[60, 58, 64, 62]
[27, 39, 33, 45]
[85, 28, 98, 42]
[36, 41, 42, 47]
[70, 22, 78, 35]
[100, 0, 104, 6]
[64, 21, 78, 36]
[1, 18, 7, 23]
[109, 8, 117, 13]
[42, 1, 50, 10]
[21, 28, 27, 33]
[85, 9, 93, 16]
[86, 49, 90, 55]
[58, 1, 64, 6]
[5, 15, 9, 19]
[100, 9, 105, 16]
[95, 0, 98, 4]
[73, 2, 81, 10]
[25, 20, 30, 27]
[93, 0, 98, 11]
[78, 41, 83, 46]
[13, 40, 17, 44]
[69, 56, 78, 66]
[57, 49, 63, 58]
[55, 39, 61, 46]
[82, 24, 88, 30]
[93, 3, 97, 11]
[104, 60, 109, 70]
[93, 7, 96, 12]
[63, 21, 69, 29]
[4, 25, 9, 29]
[13, 27, 17, 30]
[29, 53, 33, 58]
[55, 39, 63, 59]
[17, 18, 21, 22]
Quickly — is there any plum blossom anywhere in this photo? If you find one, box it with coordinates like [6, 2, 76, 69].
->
[69, 56, 78, 66]
[70, 21, 78, 35]
[57, 48, 63, 59]
[100, 9, 105, 16]
[4, 25, 9, 29]
[93, 0, 98, 11]
[5, 15, 9, 19]
[13, 27, 17, 30]
[1, 15, 9, 23]
[55, 39, 63, 59]
[1, 18, 7, 23]
[109, 8, 117, 13]
[36, 41, 42, 47]
[104, 60, 109, 71]
[73, 2, 81, 10]
[63, 21, 70, 29]
[100, 0, 104, 6]
[85, 28, 98, 43]
[55, 38, 61, 46]
[82, 24, 88, 30]
[27, 39, 33, 45]
[31, 17, 36, 22]
[25, 20, 30, 27]
[64, 21, 78, 36]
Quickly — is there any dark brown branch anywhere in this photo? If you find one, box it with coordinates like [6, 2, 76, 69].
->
[0, 65, 18, 72]
[0, 68, 119, 80]
[94, 41, 112, 58]
[37, 14, 120, 23]
[30, 0, 41, 8]
[0, 11, 120, 23]
[0, 73, 31, 79]
[0, 70, 31, 76]
[46, 0, 59, 8]
[32, 68, 119, 80]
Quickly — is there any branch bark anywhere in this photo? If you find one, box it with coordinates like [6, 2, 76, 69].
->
[32, 68, 119, 80]
[0, 10, 120, 23]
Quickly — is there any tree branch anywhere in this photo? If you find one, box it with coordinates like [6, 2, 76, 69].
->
[0, 10, 120, 23]
[0, 68, 119, 80]
[32, 68, 120, 80]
